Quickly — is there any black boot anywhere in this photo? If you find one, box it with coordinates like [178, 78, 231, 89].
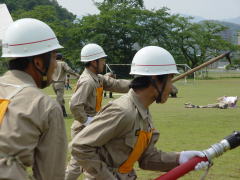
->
[109, 92, 113, 98]
[61, 105, 68, 117]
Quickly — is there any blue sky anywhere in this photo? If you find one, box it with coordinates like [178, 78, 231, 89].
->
[57, 0, 240, 20]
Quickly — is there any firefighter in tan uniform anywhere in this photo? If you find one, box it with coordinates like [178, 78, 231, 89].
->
[0, 18, 67, 180]
[52, 53, 79, 117]
[184, 96, 238, 109]
[70, 46, 209, 180]
[65, 43, 130, 180]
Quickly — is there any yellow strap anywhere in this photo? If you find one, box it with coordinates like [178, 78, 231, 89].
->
[96, 86, 103, 112]
[0, 83, 32, 126]
[0, 99, 10, 125]
[118, 130, 153, 173]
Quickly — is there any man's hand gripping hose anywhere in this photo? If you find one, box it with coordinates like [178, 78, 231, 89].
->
[154, 131, 240, 180]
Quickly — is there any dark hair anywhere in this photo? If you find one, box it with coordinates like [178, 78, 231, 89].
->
[8, 57, 33, 71]
[129, 75, 168, 90]
[8, 52, 52, 71]
[129, 76, 152, 89]
[85, 61, 91, 67]
[84, 59, 98, 68]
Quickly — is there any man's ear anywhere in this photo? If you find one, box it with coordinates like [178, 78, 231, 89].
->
[32, 56, 44, 70]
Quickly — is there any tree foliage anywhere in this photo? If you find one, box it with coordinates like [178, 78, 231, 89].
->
[1, 0, 75, 21]
[75, 2, 238, 67]
[163, 16, 236, 67]
[98, 0, 144, 9]
[1, 0, 239, 71]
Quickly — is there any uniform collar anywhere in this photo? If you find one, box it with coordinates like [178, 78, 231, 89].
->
[3, 70, 37, 87]
[128, 88, 149, 120]
[84, 68, 99, 82]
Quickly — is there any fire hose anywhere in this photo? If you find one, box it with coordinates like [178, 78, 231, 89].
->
[154, 131, 240, 180]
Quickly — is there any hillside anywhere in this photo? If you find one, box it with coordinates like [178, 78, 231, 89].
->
[201, 20, 240, 44]
[0, 0, 75, 21]
[223, 16, 240, 25]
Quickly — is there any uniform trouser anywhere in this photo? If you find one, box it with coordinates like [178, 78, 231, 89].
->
[52, 82, 65, 106]
[65, 121, 85, 180]
[202, 103, 228, 109]
[185, 103, 228, 109]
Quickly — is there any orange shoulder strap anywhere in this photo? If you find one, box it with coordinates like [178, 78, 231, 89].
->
[96, 86, 103, 112]
[0, 99, 10, 125]
[0, 83, 32, 126]
[118, 130, 153, 173]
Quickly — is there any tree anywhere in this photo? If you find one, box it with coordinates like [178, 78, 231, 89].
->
[98, 0, 144, 9]
[168, 18, 237, 68]
[142, 12, 238, 68]
[76, 3, 145, 64]
[1, 0, 52, 12]
[2, 0, 238, 71]
[5, 1, 80, 70]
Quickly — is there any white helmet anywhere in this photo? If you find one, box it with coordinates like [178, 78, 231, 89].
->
[81, 43, 107, 62]
[1, 18, 63, 58]
[130, 46, 179, 76]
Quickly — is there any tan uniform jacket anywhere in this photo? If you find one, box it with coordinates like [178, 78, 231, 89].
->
[70, 68, 130, 127]
[52, 60, 78, 83]
[0, 70, 67, 180]
[71, 89, 179, 180]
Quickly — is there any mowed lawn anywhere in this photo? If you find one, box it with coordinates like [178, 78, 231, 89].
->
[43, 78, 240, 180]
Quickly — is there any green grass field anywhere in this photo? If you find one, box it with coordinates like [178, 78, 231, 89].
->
[43, 78, 240, 180]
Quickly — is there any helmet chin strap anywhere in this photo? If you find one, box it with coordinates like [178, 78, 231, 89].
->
[31, 58, 50, 89]
[151, 77, 168, 104]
